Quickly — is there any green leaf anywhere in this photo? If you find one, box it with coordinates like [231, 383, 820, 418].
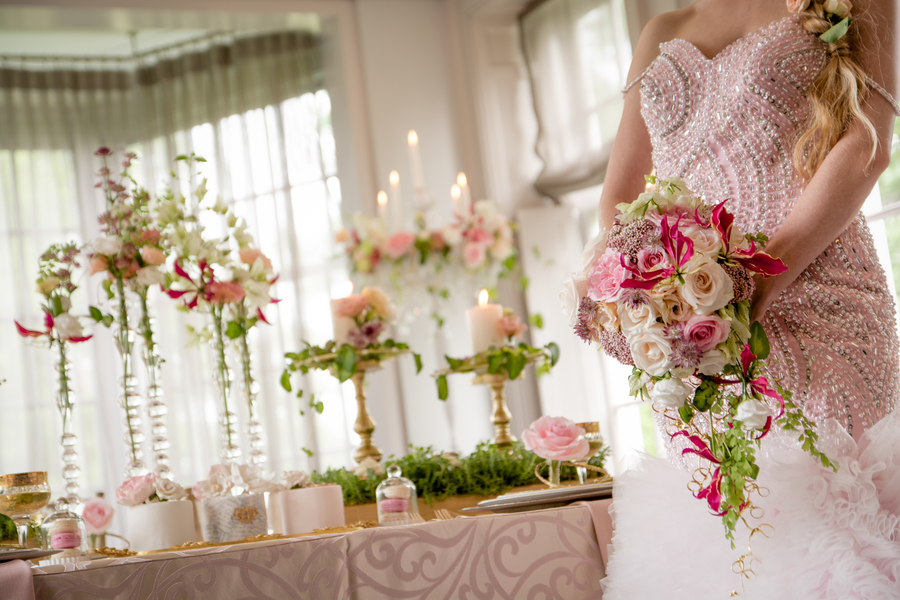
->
[446, 356, 465, 370]
[546, 342, 560, 366]
[335, 345, 357, 382]
[436, 375, 449, 401]
[280, 370, 292, 392]
[529, 313, 544, 330]
[175, 154, 188, 162]
[487, 353, 504, 374]
[678, 403, 694, 424]
[507, 352, 527, 380]
[748, 321, 770, 361]
[89, 306, 104, 322]
[819, 17, 850, 44]
[519, 276, 530, 291]
[692, 379, 717, 412]
[413, 353, 423, 374]
[225, 321, 243, 340]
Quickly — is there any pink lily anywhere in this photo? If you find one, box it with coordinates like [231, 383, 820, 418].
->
[711, 202, 787, 277]
[695, 467, 727, 515]
[672, 431, 720, 464]
[660, 214, 694, 271]
[15, 310, 92, 343]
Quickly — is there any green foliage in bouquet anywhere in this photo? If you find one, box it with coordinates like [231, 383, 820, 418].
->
[311, 442, 609, 506]
[434, 342, 560, 401]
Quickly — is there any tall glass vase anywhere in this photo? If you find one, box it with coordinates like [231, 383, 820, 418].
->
[211, 304, 240, 463]
[55, 341, 81, 506]
[236, 305, 266, 466]
[138, 289, 171, 479]
[114, 278, 147, 477]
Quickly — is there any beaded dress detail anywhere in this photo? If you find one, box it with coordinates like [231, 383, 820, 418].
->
[639, 15, 900, 441]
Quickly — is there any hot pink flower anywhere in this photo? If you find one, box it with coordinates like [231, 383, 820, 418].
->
[384, 232, 416, 259]
[682, 314, 731, 353]
[82, 497, 115, 534]
[207, 281, 246, 304]
[497, 315, 527, 339]
[588, 249, 627, 302]
[522, 416, 589, 462]
[239, 248, 273, 270]
[89, 254, 109, 275]
[463, 242, 487, 269]
[335, 294, 369, 318]
[140, 246, 166, 266]
[115, 473, 158, 507]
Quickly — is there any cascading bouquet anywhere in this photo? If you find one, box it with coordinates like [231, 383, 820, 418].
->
[563, 176, 833, 544]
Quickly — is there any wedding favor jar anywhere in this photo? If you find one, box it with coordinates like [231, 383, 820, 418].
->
[127, 499, 196, 551]
[376, 465, 418, 526]
[39, 498, 91, 566]
[279, 484, 345, 535]
[199, 493, 267, 543]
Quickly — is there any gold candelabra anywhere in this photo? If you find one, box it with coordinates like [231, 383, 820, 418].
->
[471, 373, 516, 448]
[350, 360, 382, 463]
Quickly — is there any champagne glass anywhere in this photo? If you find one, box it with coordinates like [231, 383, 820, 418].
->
[0, 472, 51, 547]
[576, 423, 605, 485]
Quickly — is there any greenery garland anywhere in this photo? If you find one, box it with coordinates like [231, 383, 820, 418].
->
[433, 342, 560, 400]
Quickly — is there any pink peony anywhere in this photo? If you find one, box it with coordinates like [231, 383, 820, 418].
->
[522, 416, 590, 462]
[239, 248, 273, 270]
[207, 281, 246, 304]
[140, 246, 166, 266]
[335, 294, 369, 318]
[682, 314, 731, 353]
[636, 246, 669, 272]
[463, 242, 487, 269]
[115, 473, 158, 507]
[588, 249, 627, 303]
[466, 228, 492, 245]
[497, 315, 527, 339]
[82, 496, 115, 534]
[89, 254, 109, 275]
[384, 232, 416, 259]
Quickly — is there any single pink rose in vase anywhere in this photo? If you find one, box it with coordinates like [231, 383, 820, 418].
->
[82, 496, 115, 534]
[522, 416, 589, 462]
[384, 232, 416, 259]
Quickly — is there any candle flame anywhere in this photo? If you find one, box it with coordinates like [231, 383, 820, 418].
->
[451, 184, 461, 200]
[337, 280, 354, 297]
[407, 130, 418, 147]
[389, 170, 400, 186]
[478, 289, 489, 306]
[377, 191, 388, 207]
[457, 172, 467, 187]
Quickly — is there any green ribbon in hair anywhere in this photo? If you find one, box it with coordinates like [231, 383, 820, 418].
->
[820, 17, 851, 44]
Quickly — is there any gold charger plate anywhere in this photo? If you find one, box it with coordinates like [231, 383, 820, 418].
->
[459, 480, 613, 514]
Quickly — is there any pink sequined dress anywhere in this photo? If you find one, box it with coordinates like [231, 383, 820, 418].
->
[602, 15, 900, 599]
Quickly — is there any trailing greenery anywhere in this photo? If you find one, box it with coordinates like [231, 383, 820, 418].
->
[434, 342, 560, 401]
[311, 441, 610, 506]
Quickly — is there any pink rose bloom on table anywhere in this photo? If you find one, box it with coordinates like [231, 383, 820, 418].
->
[588, 249, 627, 303]
[335, 294, 369, 318]
[207, 281, 246, 304]
[463, 242, 487, 269]
[384, 231, 416, 259]
[522, 416, 589, 462]
[82, 497, 115, 534]
[115, 473, 159, 507]
[497, 314, 527, 340]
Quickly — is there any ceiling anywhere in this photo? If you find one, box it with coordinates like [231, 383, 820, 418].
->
[0, 29, 212, 58]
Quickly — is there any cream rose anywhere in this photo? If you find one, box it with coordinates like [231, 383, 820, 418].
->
[596, 302, 620, 332]
[560, 274, 589, 328]
[155, 479, 187, 501]
[681, 260, 734, 315]
[735, 399, 773, 430]
[93, 236, 123, 256]
[650, 377, 693, 409]
[36, 277, 61, 296]
[628, 326, 674, 376]
[442, 225, 463, 247]
[53, 313, 84, 340]
[361, 286, 398, 322]
[619, 300, 660, 333]
[823, 0, 851, 18]
[653, 291, 693, 324]
[682, 224, 723, 255]
[135, 266, 165, 288]
[283, 470, 310, 490]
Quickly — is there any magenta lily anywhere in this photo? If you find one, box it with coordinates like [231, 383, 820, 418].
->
[711, 202, 787, 277]
[15, 310, 92, 343]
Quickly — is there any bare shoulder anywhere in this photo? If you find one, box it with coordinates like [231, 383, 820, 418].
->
[626, 7, 695, 85]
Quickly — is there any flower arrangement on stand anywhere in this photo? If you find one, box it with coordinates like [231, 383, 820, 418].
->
[15, 243, 92, 505]
[564, 175, 832, 549]
[281, 286, 422, 464]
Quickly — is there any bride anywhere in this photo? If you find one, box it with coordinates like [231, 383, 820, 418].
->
[595, 0, 900, 597]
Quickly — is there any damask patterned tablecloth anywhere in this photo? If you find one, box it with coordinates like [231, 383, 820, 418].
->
[32, 503, 606, 599]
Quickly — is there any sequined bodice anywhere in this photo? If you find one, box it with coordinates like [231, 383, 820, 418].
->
[640, 16, 900, 443]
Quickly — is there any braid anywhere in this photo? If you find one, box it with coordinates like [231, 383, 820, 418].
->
[793, 1, 877, 181]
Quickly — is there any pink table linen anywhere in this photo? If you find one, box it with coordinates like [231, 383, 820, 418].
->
[0, 559, 36, 600]
[33, 503, 607, 599]
[575, 499, 614, 567]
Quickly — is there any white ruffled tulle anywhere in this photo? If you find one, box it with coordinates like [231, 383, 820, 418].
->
[601, 412, 900, 599]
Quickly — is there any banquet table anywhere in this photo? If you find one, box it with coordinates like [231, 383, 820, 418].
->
[31, 501, 611, 599]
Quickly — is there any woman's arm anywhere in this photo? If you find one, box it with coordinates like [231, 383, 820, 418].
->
[751, 0, 898, 322]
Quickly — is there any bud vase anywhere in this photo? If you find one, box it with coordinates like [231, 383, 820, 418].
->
[114, 278, 147, 477]
[210, 304, 240, 462]
[55, 342, 81, 505]
[138, 289, 171, 479]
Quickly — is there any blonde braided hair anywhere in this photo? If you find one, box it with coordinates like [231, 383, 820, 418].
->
[793, 1, 877, 180]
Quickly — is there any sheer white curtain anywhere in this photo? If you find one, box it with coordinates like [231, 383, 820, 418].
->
[0, 32, 364, 517]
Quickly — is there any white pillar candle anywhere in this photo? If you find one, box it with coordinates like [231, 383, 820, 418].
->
[331, 280, 356, 345]
[457, 172, 471, 216]
[377, 190, 388, 224]
[451, 184, 461, 216]
[407, 130, 426, 206]
[466, 289, 504, 354]
[389, 170, 402, 233]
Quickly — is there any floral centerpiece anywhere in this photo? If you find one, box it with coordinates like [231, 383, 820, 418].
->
[563, 175, 831, 544]
[15, 243, 92, 505]
[115, 472, 195, 551]
[192, 463, 274, 543]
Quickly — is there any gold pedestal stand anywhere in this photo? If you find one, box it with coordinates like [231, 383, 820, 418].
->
[350, 360, 382, 464]
[471, 373, 516, 448]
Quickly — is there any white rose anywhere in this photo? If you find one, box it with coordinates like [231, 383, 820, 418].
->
[580, 229, 608, 273]
[490, 238, 514, 261]
[135, 266, 166, 288]
[199, 473, 231, 498]
[474, 200, 498, 225]
[628, 326, 674, 377]
[53, 313, 84, 340]
[697, 349, 726, 376]
[243, 279, 273, 310]
[60, 297, 72, 312]
[682, 224, 723, 255]
[735, 399, 773, 430]
[37, 277, 61, 295]
[650, 377, 693, 409]
[824, 0, 851, 18]
[680, 259, 734, 316]
[92, 236, 123, 256]
[560, 274, 589, 328]
[283, 470, 310, 490]
[442, 225, 463, 247]
[619, 300, 660, 333]
[651, 291, 692, 324]
[596, 302, 620, 332]
[155, 479, 187, 501]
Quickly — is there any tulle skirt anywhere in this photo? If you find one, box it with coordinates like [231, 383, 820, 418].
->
[601, 411, 900, 599]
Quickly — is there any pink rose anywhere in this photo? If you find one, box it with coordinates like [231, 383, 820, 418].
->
[82, 497, 115, 534]
[463, 242, 487, 269]
[787, 0, 811, 12]
[140, 246, 166, 266]
[497, 315, 527, 339]
[588, 249, 626, 303]
[682, 314, 730, 352]
[522, 416, 590, 462]
[335, 294, 368, 318]
[115, 473, 158, 507]
[430, 232, 446, 250]
[191, 481, 204, 500]
[207, 281, 246, 304]
[637, 246, 669, 272]
[466, 228, 492, 245]
[239, 248, 273, 270]
[384, 232, 416, 259]
[89, 254, 109, 275]
[137, 229, 161, 245]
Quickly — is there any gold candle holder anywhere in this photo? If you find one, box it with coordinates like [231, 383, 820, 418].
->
[471, 373, 516, 448]
[350, 360, 382, 464]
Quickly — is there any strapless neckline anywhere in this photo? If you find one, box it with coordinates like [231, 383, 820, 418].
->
[660, 14, 797, 63]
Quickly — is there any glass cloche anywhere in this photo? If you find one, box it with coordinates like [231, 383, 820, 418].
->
[376, 465, 418, 526]
[39, 498, 91, 565]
